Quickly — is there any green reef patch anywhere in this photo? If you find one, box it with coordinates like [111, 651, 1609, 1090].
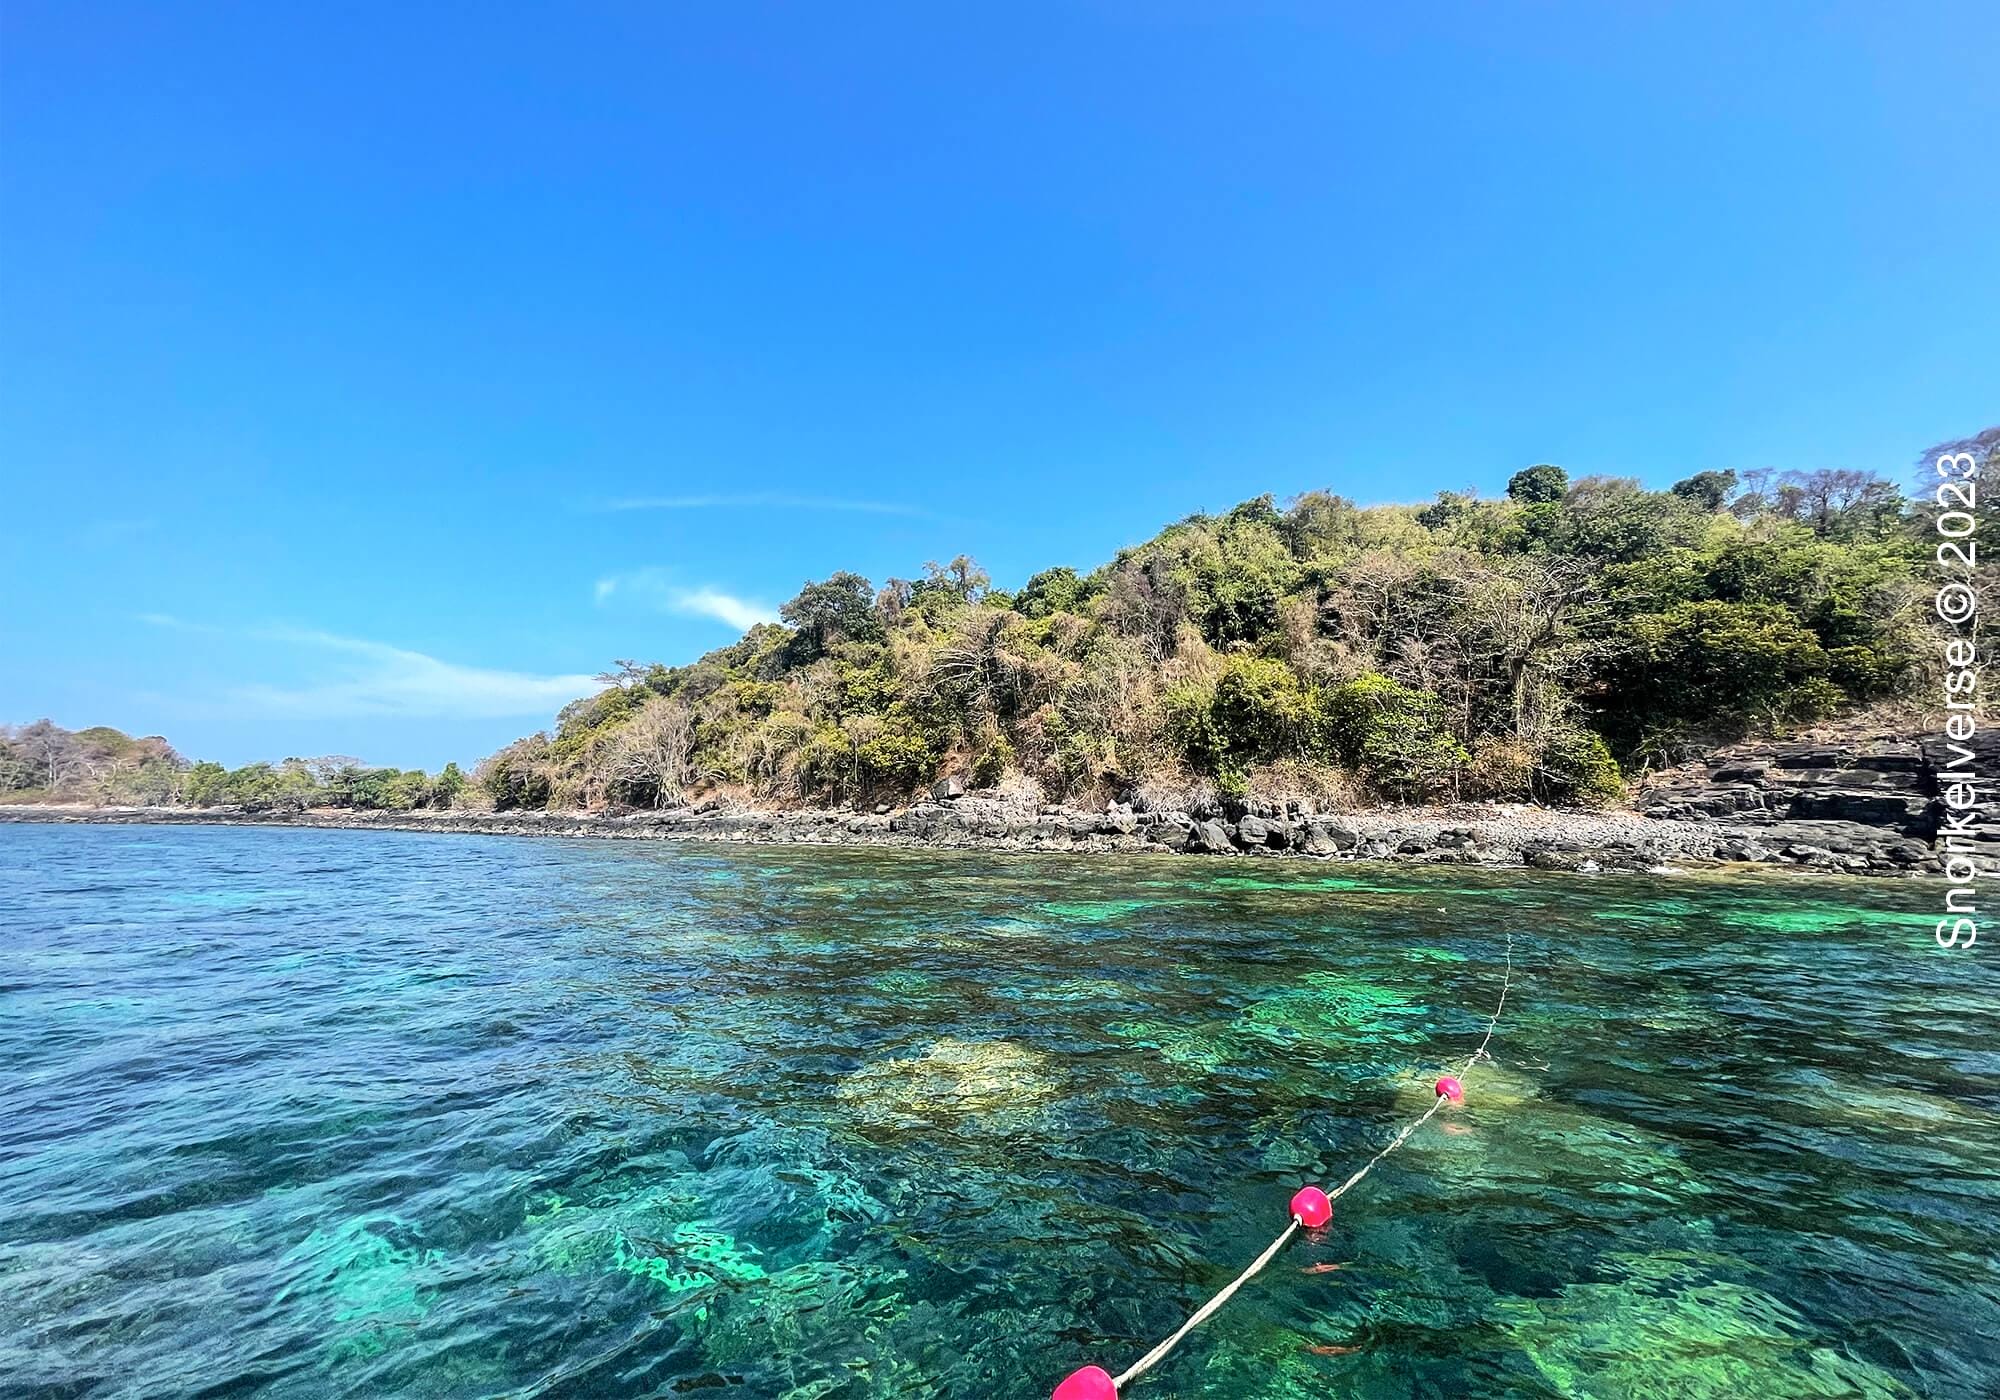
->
[1233, 972, 1428, 1052]
[1496, 1252, 1912, 1397]
[1107, 971, 1434, 1075]
[613, 1223, 768, 1294]
[834, 1037, 1059, 1130]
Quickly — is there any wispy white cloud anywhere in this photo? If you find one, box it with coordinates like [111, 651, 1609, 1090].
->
[138, 615, 597, 719]
[598, 492, 931, 518]
[233, 629, 598, 718]
[671, 586, 780, 631]
[594, 569, 779, 631]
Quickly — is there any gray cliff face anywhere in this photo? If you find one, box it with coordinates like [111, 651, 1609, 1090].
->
[1634, 729, 1968, 876]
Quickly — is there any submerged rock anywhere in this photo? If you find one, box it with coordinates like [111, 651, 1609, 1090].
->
[834, 1037, 1057, 1129]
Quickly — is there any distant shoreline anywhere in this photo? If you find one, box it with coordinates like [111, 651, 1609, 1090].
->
[0, 796, 1938, 879]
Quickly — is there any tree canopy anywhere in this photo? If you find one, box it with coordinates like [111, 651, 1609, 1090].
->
[469, 454, 1955, 812]
[10, 446, 1974, 819]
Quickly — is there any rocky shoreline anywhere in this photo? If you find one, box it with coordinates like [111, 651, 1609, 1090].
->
[0, 763, 1942, 878]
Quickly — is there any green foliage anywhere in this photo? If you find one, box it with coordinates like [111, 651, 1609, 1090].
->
[1672, 468, 1738, 509]
[1278, 490, 1363, 562]
[1507, 463, 1568, 504]
[1209, 656, 1328, 764]
[1126, 503, 1302, 646]
[1013, 566, 1086, 619]
[1324, 673, 1470, 799]
[852, 706, 940, 792]
[330, 765, 433, 811]
[430, 762, 467, 808]
[11, 449, 1950, 819]
[1534, 726, 1625, 806]
[1417, 489, 1474, 530]
[480, 735, 555, 810]
[969, 733, 1014, 788]
[1607, 601, 1836, 742]
[780, 572, 883, 662]
[182, 761, 227, 805]
[1165, 655, 1337, 782]
[454, 456, 1942, 810]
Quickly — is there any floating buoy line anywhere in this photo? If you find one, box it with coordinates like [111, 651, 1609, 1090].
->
[1052, 934, 1515, 1400]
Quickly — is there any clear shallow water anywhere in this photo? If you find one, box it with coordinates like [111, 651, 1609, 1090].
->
[1, 825, 1995, 1400]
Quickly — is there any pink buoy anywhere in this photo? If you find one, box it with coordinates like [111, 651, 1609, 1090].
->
[1052, 1364, 1117, 1400]
[1290, 1185, 1333, 1228]
[1435, 1075, 1464, 1104]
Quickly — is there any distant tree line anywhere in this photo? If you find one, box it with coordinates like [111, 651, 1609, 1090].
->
[0, 721, 465, 813]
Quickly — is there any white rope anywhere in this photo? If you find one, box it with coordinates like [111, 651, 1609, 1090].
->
[1106, 934, 1516, 1392]
[1113, 1218, 1299, 1386]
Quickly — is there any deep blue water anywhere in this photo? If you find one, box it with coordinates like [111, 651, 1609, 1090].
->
[1, 823, 1995, 1398]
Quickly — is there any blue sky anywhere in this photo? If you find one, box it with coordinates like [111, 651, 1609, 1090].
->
[2, 2, 1994, 769]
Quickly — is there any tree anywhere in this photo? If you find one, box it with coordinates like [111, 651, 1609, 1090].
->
[1772, 468, 1902, 538]
[595, 659, 650, 689]
[430, 762, 467, 808]
[921, 555, 991, 601]
[781, 572, 882, 660]
[1014, 566, 1085, 619]
[1280, 490, 1362, 561]
[12, 720, 84, 791]
[1324, 673, 1469, 800]
[1671, 469, 1737, 510]
[1507, 464, 1568, 504]
[606, 696, 699, 807]
[1417, 490, 1475, 529]
[1607, 601, 1836, 740]
[479, 734, 555, 810]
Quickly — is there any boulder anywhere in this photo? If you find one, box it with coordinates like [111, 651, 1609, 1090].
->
[931, 775, 966, 801]
[1302, 820, 1353, 857]
[1234, 814, 1272, 847]
[1189, 818, 1234, 854]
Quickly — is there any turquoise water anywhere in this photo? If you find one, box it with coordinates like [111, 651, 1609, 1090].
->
[1, 825, 1995, 1399]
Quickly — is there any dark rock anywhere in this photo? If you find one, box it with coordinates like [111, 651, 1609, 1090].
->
[1788, 791, 1930, 828]
[1774, 748, 1852, 770]
[931, 775, 966, 801]
[1718, 839, 1772, 862]
[1190, 818, 1234, 854]
[1234, 814, 1272, 847]
[1301, 823, 1343, 857]
[1712, 763, 1769, 782]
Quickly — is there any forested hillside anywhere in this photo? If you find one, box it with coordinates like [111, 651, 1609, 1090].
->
[0, 719, 465, 812]
[476, 459, 1950, 815]
[11, 444, 1986, 819]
